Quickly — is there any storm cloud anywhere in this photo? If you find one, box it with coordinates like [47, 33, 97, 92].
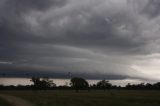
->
[0, 0, 160, 81]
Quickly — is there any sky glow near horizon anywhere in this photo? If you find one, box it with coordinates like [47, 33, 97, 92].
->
[0, 78, 156, 87]
[0, 0, 160, 83]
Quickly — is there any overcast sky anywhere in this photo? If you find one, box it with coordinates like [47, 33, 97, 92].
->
[0, 0, 160, 81]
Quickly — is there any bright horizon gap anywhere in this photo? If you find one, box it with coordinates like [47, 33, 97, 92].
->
[0, 78, 158, 87]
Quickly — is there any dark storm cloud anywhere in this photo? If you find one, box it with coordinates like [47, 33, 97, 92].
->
[1, 0, 66, 12]
[128, 0, 160, 18]
[142, 0, 160, 18]
[0, 0, 146, 55]
[0, 0, 67, 60]
[0, 0, 67, 41]
[0, 63, 133, 80]
[0, 0, 160, 80]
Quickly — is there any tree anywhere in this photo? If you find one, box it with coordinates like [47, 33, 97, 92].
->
[153, 82, 160, 89]
[70, 77, 89, 92]
[30, 77, 56, 90]
[96, 80, 112, 91]
[126, 83, 131, 89]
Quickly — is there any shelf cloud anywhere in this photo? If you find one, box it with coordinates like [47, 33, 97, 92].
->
[1, 0, 160, 81]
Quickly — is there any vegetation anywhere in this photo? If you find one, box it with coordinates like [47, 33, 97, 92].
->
[125, 82, 160, 90]
[0, 98, 11, 106]
[1, 90, 160, 106]
[30, 77, 56, 90]
[0, 77, 160, 90]
[70, 77, 89, 92]
[0, 77, 160, 106]
[96, 80, 112, 91]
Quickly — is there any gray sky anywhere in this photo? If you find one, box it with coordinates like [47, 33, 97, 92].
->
[0, 0, 160, 81]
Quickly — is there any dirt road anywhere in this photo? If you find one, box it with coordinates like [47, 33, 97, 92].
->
[0, 94, 35, 106]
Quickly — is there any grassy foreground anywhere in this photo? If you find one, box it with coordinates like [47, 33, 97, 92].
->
[0, 98, 11, 106]
[1, 90, 160, 106]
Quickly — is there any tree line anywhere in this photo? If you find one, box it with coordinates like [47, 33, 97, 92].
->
[0, 77, 160, 91]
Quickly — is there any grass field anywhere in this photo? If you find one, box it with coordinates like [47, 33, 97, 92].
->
[1, 90, 160, 106]
[0, 97, 11, 106]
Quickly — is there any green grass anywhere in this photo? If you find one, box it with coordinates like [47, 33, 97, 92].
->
[1, 90, 160, 106]
[0, 97, 11, 106]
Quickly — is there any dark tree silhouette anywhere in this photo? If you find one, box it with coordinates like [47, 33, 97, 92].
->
[70, 77, 89, 92]
[153, 82, 160, 89]
[96, 80, 112, 91]
[126, 83, 131, 89]
[30, 77, 56, 90]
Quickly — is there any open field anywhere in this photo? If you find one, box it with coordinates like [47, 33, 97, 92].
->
[0, 90, 160, 106]
[0, 97, 11, 106]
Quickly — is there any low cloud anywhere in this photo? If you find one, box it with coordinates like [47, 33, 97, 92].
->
[0, 0, 160, 80]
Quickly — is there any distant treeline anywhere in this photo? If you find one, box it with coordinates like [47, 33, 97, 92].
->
[0, 77, 160, 91]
